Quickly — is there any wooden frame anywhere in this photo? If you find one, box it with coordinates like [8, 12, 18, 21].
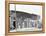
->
[5, 1, 45, 36]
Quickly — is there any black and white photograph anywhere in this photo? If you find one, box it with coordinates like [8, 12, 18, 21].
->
[9, 4, 42, 32]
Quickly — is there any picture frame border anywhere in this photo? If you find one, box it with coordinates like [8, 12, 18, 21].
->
[5, 1, 45, 35]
